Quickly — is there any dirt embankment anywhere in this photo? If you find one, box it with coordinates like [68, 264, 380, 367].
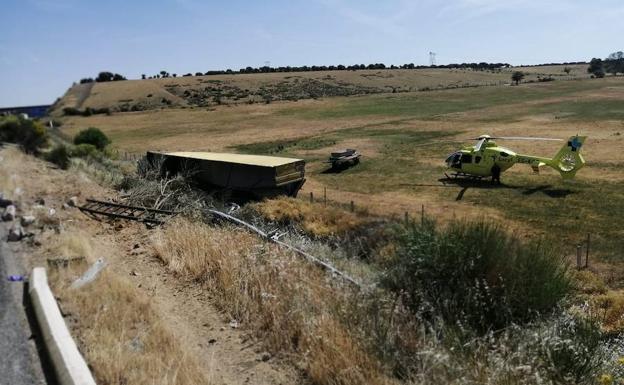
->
[0, 146, 299, 385]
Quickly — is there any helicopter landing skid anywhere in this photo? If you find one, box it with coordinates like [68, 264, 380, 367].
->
[444, 172, 484, 181]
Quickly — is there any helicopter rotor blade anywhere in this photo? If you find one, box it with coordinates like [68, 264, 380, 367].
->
[476, 136, 564, 141]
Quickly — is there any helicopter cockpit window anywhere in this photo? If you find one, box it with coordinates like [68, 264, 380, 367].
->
[475, 156, 482, 164]
[446, 153, 462, 167]
[499, 152, 509, 157]
[460, 154, 472, 164]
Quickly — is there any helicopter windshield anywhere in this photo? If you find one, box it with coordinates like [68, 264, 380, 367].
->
[445, 152, 462, 168]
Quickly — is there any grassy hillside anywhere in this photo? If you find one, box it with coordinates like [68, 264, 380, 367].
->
[51, 64, 588, 114]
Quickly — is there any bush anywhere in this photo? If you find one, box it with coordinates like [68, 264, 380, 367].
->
[0, 116, 47, 153]
[70, 143, 100, 159]
[46, 144, 70, 169]
[382, 220, 571, 333]
[74, 127, 110, 150]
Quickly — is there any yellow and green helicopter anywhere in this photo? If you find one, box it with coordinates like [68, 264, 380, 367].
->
[444, 135, 587, 183]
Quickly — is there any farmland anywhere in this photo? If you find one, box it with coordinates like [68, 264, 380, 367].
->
[57, 71, 624, 259]
[11, 66, 624, 384]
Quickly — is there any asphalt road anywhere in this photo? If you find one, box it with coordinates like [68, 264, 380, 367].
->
[0, 226, 47, 385]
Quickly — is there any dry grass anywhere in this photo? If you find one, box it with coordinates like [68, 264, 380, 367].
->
[592, 290, 624, 334]
[151, 218, 389, 385]
[49, 234, 208, 385]
[250, 197, 363, 237]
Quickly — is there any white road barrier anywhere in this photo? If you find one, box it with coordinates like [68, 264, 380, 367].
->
[29, 267, 96, 385]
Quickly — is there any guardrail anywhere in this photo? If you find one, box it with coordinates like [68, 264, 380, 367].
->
[29, 267, 96, 385]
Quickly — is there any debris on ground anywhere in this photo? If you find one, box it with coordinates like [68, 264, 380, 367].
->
[20, 215, 36, 227]
[2, 205, 16, 221]
[47, 256, 86, 268]
[67, 196, 78, 207]
[71, 258, 107, 288]
[7, 225, 24, 242]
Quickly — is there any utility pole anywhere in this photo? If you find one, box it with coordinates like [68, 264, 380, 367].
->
[429, 52, 437, 66]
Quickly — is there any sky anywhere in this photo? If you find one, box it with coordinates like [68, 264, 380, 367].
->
[0, 0, 622, 107]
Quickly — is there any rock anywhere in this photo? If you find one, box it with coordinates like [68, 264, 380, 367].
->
[48, 208, 56, 216]
[260, 352, 271, 362]
[35, 198, 45, 205]
[62, 203, 70, 210]
[20, 215, 36, 227]
[7, 225, 24, 242]
[67, 196, 78, 207]
[129, 270, 140, 276]
[229, 319, 239, 329]
[2, 205, 16, 221]
[208, 338, 217, 344]
[0, 198, 13, 208]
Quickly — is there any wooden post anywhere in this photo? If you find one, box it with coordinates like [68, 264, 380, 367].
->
[585, 233, 590, 268]
[576, 245, 582, 270]
[324, 187, 327, 207]
[404, 211, 409, 226]
[421, 204, 424, 225]
[310, 192, 314, 203]
[350, 200, 354, 213]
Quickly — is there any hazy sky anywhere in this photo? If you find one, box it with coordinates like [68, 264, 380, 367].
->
[1, 0, 622, 106]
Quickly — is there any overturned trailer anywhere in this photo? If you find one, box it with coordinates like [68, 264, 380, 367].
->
[146, 151, 306, 199]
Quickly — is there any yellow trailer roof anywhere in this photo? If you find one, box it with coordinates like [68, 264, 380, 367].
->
[162, 151, 303, 167]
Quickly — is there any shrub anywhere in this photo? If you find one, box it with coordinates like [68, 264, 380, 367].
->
[0, 116, 47, 153]
[382, 220, 572, 333]
[74, 127, 110, 150]
[46, 144, 70, 169]
[70, 143, 99, 159]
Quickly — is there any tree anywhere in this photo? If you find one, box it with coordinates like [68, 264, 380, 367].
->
[604, 51, 624, 76]
[112, 73, 126, 81]
[563, 67, 572, 75]
[96, 71, 114, 82]
[511, 71, 525, 85]
[587, 58, 605, 78]
[141, 74, 146, 80]
[74, 127, 111, 150]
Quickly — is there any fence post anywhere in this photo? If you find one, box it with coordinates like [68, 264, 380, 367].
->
[576, 245, 582, 270]
[421, 204, 424, 225]
[404, 211, 409, 226]
[350, 201, 354, 213]
[585, 233, 590, 268]
[324, 187, 327, 207]
[310, 192, 314, 203]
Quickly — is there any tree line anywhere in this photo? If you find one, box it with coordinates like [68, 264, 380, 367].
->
[587, 51, 624, 78]
[140, 62, 512, 79]
[79, 71, 127, 84]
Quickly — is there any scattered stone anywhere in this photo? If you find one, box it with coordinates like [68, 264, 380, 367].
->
[62, 203, 71, 210]
[229, 319, 239, 329]
[67, 196, 78, 207]
[114, 223, 124, 231]
[48, 208, 56, 216]
[129, 270, 140, 276]
[208, 338, 217, 344]
[20, 215, 36, 227]
[47, 256, 86, 268]
[35, 198, 45, 205]
[2, 205, 16, 221]
[0, 198, 13, 208]
[260, 352, 271, 362]
[7, 225, 24, 242]
[133, 243, 140, 249]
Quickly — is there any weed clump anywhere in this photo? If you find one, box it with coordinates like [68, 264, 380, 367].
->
[382, 220, 572, 333]
[0, 115, 47, 153]
[249, 197, 362, 238]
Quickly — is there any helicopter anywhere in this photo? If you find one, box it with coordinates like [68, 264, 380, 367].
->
[444, 135, 587, 183]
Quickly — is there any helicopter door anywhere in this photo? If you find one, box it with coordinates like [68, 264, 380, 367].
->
[460, 154, 472, 169]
